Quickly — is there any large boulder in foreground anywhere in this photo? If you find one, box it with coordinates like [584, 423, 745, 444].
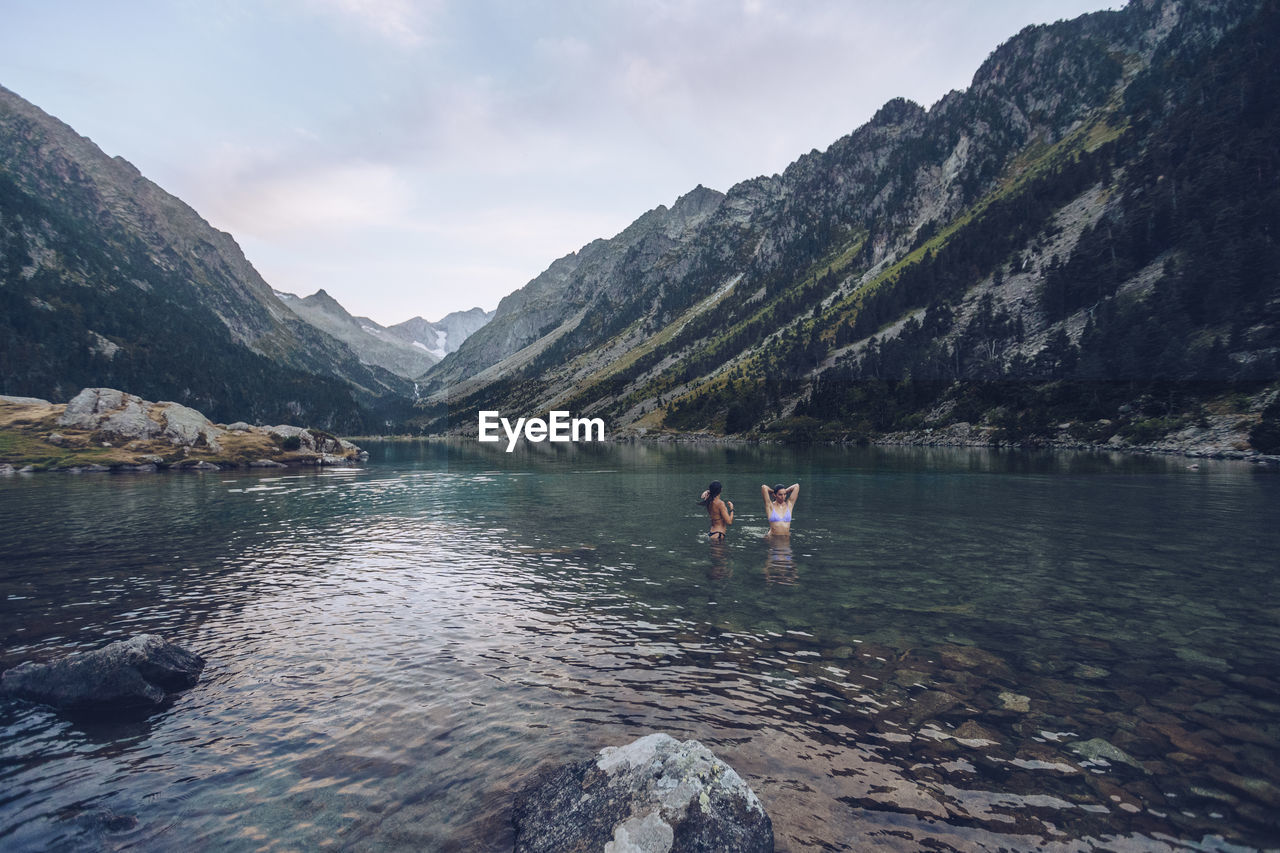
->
[513, 733, 772, 853]
[1, 635, 205, 712]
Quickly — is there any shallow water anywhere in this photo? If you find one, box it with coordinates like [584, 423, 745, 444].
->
[1, 442, 1278, 851]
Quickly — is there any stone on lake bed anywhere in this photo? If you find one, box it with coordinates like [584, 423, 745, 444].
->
[512, 733, 772, 853]
[997, 691, 1031, 712]
[1207, 765, 1280, 808]
[1149, 721, 1236, 764]
[907, 690, 962, 725]
[1174, 647, 1231, 671]
[954, 720, 1003, 746]
[0, 635, 205, 712]
[938, 645, 1011, 675]
[892, 669, 931, 689]
[1068, 737, 1146, 772]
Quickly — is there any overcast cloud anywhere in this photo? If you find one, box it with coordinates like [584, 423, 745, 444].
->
[3, 0, 1119, 324]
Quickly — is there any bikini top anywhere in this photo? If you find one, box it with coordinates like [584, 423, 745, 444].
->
[769, 505, 792, 523]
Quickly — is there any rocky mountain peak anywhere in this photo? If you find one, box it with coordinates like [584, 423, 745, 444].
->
[664, 183, 726, 238]
[300, 288, 352, 319]
[869, 97, 926, 129]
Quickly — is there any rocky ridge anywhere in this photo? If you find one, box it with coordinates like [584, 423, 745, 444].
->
[421, 184, 727, 394]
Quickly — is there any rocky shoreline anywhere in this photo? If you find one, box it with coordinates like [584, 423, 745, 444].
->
[0, 388, 366, 474]
[596, 426, 1280, 467]
[868, 419, 1280, 466]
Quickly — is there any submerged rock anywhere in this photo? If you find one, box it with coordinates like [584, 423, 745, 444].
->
[1068, 737, 1146, 772]
[1208, 765, 1280, 808]
[512, 733, 772, 853]
[0, 635, 205, 712]
[997, 691, 1031, 712]
[907, 690, 962, 726]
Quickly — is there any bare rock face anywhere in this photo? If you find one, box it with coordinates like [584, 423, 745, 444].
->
[0, 395, 53, 407]
[1, 635, 205, 712]
[513, 733, 773, 853]
[58, 388, 149, 436]
[156, 401, 224, 451]
[57, 388, 223, 448]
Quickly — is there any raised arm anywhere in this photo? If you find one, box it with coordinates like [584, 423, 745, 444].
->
[786, 483, 800, 506]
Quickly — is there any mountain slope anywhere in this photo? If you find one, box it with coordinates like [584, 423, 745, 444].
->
[421, 184, 726, 392]
[415, 0, 1279, 450]
[275, 288, 440, 380]
[0, 86, 413, 428]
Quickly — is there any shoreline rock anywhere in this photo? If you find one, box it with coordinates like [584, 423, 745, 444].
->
[1, 635, 205, 712]
[0, 388, 366, 472]
[513, 733, 772, 853]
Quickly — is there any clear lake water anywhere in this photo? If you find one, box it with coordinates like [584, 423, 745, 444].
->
[1, 441, 1278, 851]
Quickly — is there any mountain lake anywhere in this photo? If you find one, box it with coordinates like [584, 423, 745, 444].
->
[1, 441, 1277, 851]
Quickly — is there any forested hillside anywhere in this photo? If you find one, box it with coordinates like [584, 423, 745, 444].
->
[790, 0, 1280, 448]
[418, 0, 1279, 453]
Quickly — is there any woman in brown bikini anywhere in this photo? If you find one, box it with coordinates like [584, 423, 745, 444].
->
[699, 480, 734, 540]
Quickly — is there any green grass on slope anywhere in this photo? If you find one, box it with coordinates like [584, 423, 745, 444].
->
[653, 106, 1130, 429]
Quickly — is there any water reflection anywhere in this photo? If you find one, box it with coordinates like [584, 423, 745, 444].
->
[707, 539, 731, 580]
[0, 443, 1277, 851]
[763, 537, 797, 586]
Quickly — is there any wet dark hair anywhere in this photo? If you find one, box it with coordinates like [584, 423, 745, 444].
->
[699, 480, 722, 507]
[772, 484, 788, 498]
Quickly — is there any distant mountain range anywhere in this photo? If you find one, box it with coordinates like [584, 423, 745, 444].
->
[273, 288, 492, 382]
[3, 0, 1277, 447]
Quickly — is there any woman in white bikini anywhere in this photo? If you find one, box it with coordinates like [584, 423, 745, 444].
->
[761, 482, 799, 536]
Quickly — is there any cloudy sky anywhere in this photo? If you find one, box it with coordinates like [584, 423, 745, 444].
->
[3, 0, 1118, 325]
